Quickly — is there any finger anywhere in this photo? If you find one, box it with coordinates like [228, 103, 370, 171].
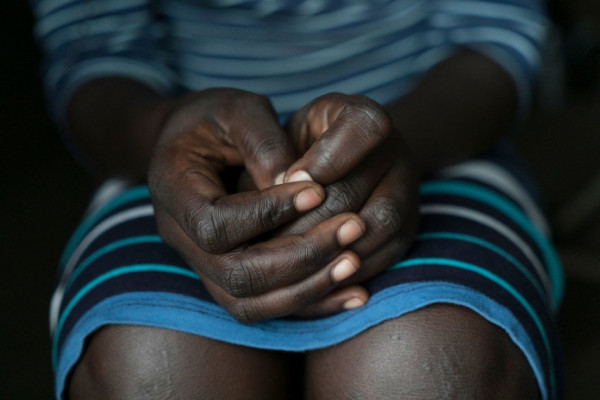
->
[220, 90, 297, 188]
[341, 236, 414, 286]
[156, 210, 366, 298]
[274, 143, 392, 236]
[201, 251, 363, 323]
[350, 160, 419, 257]
[286, 92, 347, 153]
[293, 285, 369, 318]
[152, 166, 326, 253]
[220, 213, 365, 297]
[284, 94, 393, 185]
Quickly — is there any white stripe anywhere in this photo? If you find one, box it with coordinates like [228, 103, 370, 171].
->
[269, 46, 453, 114]
[38, 9, 149, 47]
[46, 57, 176, 100]
[434, 0, 546, 31]
[84, 179, 134, 218]
[253, 0, 291, 16]
[421, 204, 553, 302]
[438, 160, 551, 236]
[173, 38, 314, 59]
[295, 0, 328, 16]
[49, 204, 154, 332]
[35, 0, 78, 17]
[43, 21, 151, 55]
[166, 0, 424, 32]
[169, 2, 425, 51]
[36, 0, 147, 37]
[176, 19, 427, 78]
[180, 38, 448, 104]
[430, 12, 545, 41]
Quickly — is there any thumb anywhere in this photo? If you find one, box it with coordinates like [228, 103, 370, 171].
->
[228, 94, 297, 189]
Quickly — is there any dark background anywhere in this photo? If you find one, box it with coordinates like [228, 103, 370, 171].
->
[2, 2, 95, 399]
[2, 1, 599, 398]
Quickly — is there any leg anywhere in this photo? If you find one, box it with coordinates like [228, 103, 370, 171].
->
[68, 325, 295, 400]
[305, 304, 538, 400]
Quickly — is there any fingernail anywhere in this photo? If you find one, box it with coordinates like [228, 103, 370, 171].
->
[331, 258, 358, 282]
[286, 170, 313, 183]
[295, 188, 323, 211]
[274, 172, 285, 185]
[338, 219, 364, 246]
[343, 297, 365, 310]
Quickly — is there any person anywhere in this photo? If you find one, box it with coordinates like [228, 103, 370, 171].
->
[32, 0, 564, 398]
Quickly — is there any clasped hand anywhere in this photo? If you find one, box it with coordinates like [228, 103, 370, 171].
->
[148, 89, 418, 323]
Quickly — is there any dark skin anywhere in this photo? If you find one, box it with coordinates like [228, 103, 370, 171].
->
[67, 51, 537, 398]
[68, 51, 515, 320]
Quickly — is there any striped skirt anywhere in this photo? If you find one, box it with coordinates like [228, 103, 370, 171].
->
[49, 144, 564, 400]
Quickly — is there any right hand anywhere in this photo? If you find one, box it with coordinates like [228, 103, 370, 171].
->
[148, 88, 366, 323]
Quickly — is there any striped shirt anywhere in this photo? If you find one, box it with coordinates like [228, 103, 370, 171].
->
[32, 0, 549, 126]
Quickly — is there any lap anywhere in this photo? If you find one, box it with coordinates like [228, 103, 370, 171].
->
[69, 304, 537, 400]
[52, 151, 563, 399]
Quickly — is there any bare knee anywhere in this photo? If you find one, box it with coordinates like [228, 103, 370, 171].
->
[68, 325, 292, 400]
[68, 325, 199, 399]
[306, 304, 538, 400]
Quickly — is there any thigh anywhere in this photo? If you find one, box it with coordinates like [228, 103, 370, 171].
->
[305, 304, 538, 400]
[68, 324, 296, 400]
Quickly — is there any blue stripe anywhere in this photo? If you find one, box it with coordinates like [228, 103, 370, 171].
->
[54, 284, 551, 400]
[58, 186, 150, 271]
[420, 180, 564, 306]
[40, 4, 148, 39]
[52, 263, 199, 370]
[63, 235, 163, 294]
[390, 257, 555, 398]
[416, 232, 548, 304]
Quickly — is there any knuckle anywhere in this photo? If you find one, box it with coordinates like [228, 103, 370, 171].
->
[346, 96, 392, 140]
[181, 198, 207, 237]
[228, 300, 258, 323]
[253, 134, 288, 154]
[245, 194, 290, 231]
[221, 253, 272, 298]
[258, 195, 288, 228]
[244, 134, 290, 169]
[366, 199, 403, 235]
[188, 204, 230, 254]
[221, 258, 255, 298]
[291, 239, 323, 270]
[292, 285, 317, 307]
[319, 180, 360, 217]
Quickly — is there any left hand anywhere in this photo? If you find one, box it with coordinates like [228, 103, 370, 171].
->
[279, 93, 420, 316]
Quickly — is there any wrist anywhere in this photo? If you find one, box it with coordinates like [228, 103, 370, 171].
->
[387, 50, 517, 177]
[67, 78, 174, 181]
[126, 97, 176, 180]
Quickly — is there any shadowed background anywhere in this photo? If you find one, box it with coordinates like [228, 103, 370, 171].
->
[1, 1, 599, 398]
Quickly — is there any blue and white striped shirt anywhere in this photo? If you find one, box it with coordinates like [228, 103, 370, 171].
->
[32, 0, 549, 123]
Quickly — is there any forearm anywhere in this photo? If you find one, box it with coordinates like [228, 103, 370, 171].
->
[388, 50, 518, 177]
[67, 77, 174, 181]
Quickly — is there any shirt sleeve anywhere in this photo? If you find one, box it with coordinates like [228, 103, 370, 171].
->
[428, 0, 550, 118]
[31, 0, 178, 125]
